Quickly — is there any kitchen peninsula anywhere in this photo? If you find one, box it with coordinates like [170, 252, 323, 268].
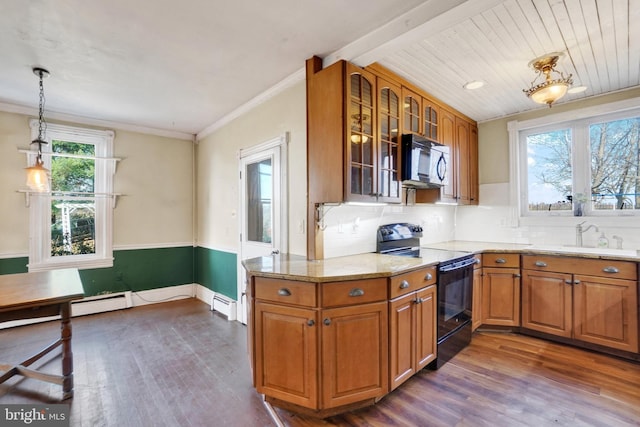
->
[243, 243, 640, 418]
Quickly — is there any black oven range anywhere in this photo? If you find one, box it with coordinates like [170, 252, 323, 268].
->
[376, 223, 475, 369]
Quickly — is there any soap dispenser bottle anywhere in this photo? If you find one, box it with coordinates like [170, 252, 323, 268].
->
[597, 232, 609, 248]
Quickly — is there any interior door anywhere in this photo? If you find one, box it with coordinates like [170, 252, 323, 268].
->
[238, 134, 288, 324]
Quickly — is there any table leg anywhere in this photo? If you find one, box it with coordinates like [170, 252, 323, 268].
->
[60, 302, 74, 399]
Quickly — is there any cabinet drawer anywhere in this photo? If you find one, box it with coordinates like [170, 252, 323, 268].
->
[389, 266, 437, 299]
[483, 253, 520, 268]
[321, 278, 387, 307]
[522, 255, 637, 280]
[254, 277, 317, 307]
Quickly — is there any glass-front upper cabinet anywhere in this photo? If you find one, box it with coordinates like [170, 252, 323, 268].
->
[377, 78, 401, 202]
[423, 98, 439, 141]
[402, 88, 421, 135]
[347, 66, 376, 201]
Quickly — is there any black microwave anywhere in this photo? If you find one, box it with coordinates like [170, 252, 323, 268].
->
[400, 134, 450, 188]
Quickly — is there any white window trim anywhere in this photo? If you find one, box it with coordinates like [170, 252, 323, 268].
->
[508, 97, 640, 227]
[28, 121, 115, 272]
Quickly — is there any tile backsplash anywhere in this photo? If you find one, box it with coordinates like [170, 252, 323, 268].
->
[321, 183, 640, 258]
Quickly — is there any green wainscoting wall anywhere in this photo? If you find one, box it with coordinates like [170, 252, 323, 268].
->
[195, 246, 237, 300]
[80, 246, 194, 296]
[0, 257, 29, 275]
[0, 246, 236, 300]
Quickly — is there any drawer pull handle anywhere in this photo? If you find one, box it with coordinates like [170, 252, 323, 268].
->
[400, 280, 410, 289]
[349, 288, 365, 297]
[277, 288, 291, 296]
[323, 318, 331, 326]
[307, 319, 315, 327]
[495, 258, 507, 264]
[474, 258, 481, 264]
[603, 266, 619, 274]
[425, 273, 433, 281]
[535, 261, 548, 267]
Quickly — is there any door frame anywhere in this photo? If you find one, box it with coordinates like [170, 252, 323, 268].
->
[237, 133, 289, 323]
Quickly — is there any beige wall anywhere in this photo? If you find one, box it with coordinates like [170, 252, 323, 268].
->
[0, 111, 32, 255]
[196, 81, 307, 255]
[0, 110, 194, 256]
[113, 130, 194, 248]
[478, 87, 640, 184]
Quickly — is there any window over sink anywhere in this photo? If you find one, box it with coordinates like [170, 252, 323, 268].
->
[510, 99, 640, 217]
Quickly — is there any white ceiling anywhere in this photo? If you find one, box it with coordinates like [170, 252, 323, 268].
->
[0, 0, 638, 139]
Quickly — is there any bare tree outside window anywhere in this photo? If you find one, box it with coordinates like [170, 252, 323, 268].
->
[525, 116, 640, 214]
[526, 128, 573, 211]
[590, 118, 640, 210]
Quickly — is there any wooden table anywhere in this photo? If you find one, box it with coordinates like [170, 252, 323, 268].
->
[0, 268, 84, 400]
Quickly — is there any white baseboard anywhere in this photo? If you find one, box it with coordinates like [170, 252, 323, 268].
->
[0, 284, 197, 330]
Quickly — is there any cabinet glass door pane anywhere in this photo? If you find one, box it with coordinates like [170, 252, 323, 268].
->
[380, 87, 400, 200]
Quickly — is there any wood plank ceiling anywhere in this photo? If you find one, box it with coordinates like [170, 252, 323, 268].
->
[377, 0, 640, 122]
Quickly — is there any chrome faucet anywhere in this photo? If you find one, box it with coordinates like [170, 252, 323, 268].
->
[576, 221, 598, 247]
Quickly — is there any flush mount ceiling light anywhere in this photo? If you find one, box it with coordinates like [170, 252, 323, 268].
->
[523, 53, 573, 107]
[463, 80, 485, 90]
[26, 67, 51, 192]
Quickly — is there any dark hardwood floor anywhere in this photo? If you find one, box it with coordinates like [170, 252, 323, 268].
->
[0, 298, 273, 427]
[2, 298, 639, 427]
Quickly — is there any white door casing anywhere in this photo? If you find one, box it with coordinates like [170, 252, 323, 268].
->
[237, 133, 288, 324]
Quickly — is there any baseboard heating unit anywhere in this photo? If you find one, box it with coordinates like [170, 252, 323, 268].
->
[71, 291, 133, 317]
[211, 293, 237, 321]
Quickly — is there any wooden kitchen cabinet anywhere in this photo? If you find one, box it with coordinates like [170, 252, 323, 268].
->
[422, 97, 439, 141]
[254, 301, 318, 408]
[436, 108, 479, 205]
[389, 266, 437, 390]
[402, 87, 421, 135]
[251, 276, 389, 415]
[376, 77, 402, 202]
[321, 301, 388, 408]
[521, 255, 638, 353]
[482, 253, 521, 326]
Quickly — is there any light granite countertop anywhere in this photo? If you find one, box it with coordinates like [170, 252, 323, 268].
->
[243, 241, 640, 282]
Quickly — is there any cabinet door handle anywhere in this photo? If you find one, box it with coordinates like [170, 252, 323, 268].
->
[425, 273, 433, 281]
[474, 258, 481, 264]
[323, 318, 331, 326]
[513, 273, 521, 278]
[565, 279, 573, 285]
[307, 319, 315, 327]
[495, 258, 506, 264]
[277, 288, 291, 296]
[603, 266, 619, 274]
[349, 288, 365, 297]
[414, 297, 423, 304]
[573, 280, 581, 285]
[399, 280, 410, 289]
[535, 261, 548, 267]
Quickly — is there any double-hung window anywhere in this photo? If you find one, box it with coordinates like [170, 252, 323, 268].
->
[512, 101, 640, 217]
[28, 121, 115, 272]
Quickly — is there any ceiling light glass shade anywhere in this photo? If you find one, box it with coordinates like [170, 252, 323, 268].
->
[528, 81, 570, 105]
[524, 54, 573, 107]
[25, 157, 50, 192]
[350, 134, 369, 144]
